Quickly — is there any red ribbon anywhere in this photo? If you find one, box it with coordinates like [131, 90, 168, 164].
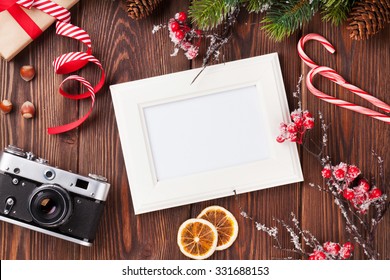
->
[48, 21, 105, 134]
[1, 0, 105, 134]
[0, 0, 42, 39]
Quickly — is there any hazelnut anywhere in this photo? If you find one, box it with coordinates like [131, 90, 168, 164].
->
[20, 101, 35, 119]
[0, 99, 13, 114]
[20, 65, 36, 82]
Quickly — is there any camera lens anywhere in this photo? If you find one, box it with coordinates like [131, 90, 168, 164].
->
[29, 185, 72, 227]
[40, 198, 57, 214]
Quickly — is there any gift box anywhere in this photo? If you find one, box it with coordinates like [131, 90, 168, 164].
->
[0, 0, 79, 61]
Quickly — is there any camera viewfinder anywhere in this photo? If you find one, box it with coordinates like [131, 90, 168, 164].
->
[75, 179, 89, 190]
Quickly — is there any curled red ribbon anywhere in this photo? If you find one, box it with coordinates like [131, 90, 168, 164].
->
[48, 21, 105, 134]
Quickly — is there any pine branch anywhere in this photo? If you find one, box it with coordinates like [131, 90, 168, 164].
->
[242, 0, 273, 13]
[321, 0, 355, 25]
[261, 0, 320, 41]
[189, 0, 238, 30]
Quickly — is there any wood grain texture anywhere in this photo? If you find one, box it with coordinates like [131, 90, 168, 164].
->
[0, 0, 388, 260]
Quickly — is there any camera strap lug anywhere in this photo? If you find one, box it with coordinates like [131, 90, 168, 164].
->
[4, 197, 15, 215]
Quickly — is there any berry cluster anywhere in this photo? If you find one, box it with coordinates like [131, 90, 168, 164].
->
[322, 163, 383, 213]
[309, 241, 354, 260]
[168, 12, 201, 60]
[276, 109, 314, 144]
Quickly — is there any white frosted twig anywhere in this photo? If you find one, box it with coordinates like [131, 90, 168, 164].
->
[152, 24, 165, 34]
[274, 217, 305, 254]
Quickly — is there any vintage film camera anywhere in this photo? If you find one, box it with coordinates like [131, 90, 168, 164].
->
[0, 145, 110, 246]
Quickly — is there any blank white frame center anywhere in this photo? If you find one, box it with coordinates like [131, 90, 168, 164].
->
[110, 53, 303, 214]
[143, 86, 269, 180]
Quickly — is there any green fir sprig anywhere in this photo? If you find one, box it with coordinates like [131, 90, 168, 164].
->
[243, 0, 273, 13]
[261, 0, 320, 41]
[321, 0, 356, 25]
[189, 0, 356, 41]
[188, 0, 238, 30]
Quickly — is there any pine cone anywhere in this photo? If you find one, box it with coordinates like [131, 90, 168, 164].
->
[346, 0, 390, 40]
[124, 0, 163, 20]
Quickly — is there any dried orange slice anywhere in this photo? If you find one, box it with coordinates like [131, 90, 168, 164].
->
[197, 205, 238, 251]
[177, 218, 218, 260]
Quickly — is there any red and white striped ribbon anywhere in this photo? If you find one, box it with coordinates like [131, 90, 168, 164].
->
[53, 75, 97, 133]
[18, 0, 104, 134]
[16, 0, 35, 9]
[55, 21, 92, 50]
[18, 0, 70, 23]
[298, 33, 390, 124]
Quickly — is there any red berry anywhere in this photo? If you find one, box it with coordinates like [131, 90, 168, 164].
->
[302, 111, 313, 119]
[170, 21, 180, 32]
[343, 189, 355, 200]
[359, 179, 370, 192]
[343, 242, 354, 251]
[309, 251, 326, 260]
[321, 168, 332, 179]
[340, 242, 354, 259]
[276, 135, 285, 143]
[290, 110, 300, 120]
[195, 29, 202, 36]
[293, 117, 303, 126]
[315, 251, 326, 260]
[289, 133, 298, 142]
[323, 242, 341, 255]
[340, 249, 351, 259]
[334, 169, 346, 180]
[354, 193, 368, 205]
[177, 12, 187, 22]
[303, 118, 314, 129]
[369, 188, 382, 199]
[181, 25, 191, 32]
[347, 165, 361, 179]
[175, 30, 185, 40]
[287, 123, 298, 133]
[333, 244, 341, 254]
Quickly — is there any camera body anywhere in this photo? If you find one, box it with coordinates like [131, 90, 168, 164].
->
[0, 145, 110, 246]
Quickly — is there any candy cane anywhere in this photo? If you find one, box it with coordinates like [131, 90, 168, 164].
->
[297, 33, 335, 69]
[306, 67, 390, 124]
[298, 33, 390, 124]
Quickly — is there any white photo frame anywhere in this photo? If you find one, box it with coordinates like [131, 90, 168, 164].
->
[110, 53, 303, 214]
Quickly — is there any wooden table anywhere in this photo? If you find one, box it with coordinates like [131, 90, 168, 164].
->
[0, 0, 389, 260]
